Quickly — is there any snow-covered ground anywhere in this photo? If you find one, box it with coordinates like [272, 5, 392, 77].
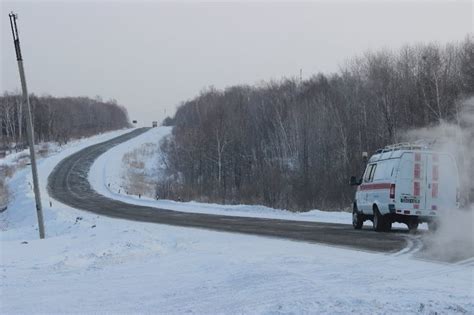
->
[1, 127, 472, 314]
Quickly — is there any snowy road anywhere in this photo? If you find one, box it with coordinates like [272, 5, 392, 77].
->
[47, 128, 409, 253]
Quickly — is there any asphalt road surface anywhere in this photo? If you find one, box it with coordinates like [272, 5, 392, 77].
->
[48, 128, 413, 253]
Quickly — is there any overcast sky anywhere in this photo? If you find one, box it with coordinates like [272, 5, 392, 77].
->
[1, 1, 473, 126]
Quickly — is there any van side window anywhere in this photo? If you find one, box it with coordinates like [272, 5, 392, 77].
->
[373, 161, 386, 181]
[399, 156, 413, 180]
[363, 165, 372, 182]
[373, 159, 398, 181]
[369, 164, 377, 182]
[364, 164, 376, 183]
[389, 159, 399, 178]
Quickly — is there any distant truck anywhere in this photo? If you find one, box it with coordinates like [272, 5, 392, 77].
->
[350, 143, 459, 232]
[0, 145, 7, 158]
[152, 121, 158, 128]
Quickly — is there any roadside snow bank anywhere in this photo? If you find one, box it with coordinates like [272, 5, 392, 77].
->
[0, 128, 134, 240]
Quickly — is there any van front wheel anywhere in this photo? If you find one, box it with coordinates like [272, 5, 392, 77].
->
[352, 206, 363, 230]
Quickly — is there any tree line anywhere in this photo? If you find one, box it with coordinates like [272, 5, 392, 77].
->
[0, 94, 130, 149]
[160, 36, 474, 211]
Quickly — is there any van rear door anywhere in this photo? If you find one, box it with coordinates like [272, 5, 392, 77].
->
[425, 153, 458, 212]
[397, 152, 426, 211]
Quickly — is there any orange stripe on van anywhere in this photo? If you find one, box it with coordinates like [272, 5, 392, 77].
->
[414, 182, 420, 196]
[359, 183, 391, 191]
[432, 183, 438, 198]
[433, 165, 439, 181]
[414, 163, 421, 179]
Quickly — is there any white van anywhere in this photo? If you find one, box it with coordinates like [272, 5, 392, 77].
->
[350, 143, 460, 232]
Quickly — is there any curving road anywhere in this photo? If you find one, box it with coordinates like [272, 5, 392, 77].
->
[48, 128, 410, 253]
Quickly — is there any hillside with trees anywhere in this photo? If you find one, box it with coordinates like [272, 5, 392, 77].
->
[160, 37, 474, 210]
[0, 94, 130, 148]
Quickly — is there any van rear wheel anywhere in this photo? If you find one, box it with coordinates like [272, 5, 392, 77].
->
[428, 220, 438, 232]
[373, 207, 385, 232]
[352, 206, 363, 230]
[407, 218, 419, 232]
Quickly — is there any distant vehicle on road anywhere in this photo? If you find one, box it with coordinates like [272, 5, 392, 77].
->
[0, 144, 9, 158]
[152, 121, 158, 128]
[350, 143, 459, 232]
[132, 120, 138, 124]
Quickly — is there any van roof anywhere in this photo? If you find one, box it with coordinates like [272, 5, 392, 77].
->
[377, 142, 431, 153]
[369, 141, 456, 162]
[369, 148, 451, 163]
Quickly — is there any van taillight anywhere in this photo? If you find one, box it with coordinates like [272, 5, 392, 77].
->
[390, 184, 396, 199]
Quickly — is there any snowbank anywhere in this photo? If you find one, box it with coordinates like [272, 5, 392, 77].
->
[0, 128, 133, 240]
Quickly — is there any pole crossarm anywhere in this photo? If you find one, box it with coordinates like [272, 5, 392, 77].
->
[9, 12, 23, 61]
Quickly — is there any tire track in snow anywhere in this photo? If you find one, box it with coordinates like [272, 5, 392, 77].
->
[392, 235, 424, 257]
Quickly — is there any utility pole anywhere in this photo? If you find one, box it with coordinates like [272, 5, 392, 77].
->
[9, 12, 45, 239]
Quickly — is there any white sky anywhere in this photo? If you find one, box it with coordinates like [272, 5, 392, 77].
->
[1, 1, 473, 126]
